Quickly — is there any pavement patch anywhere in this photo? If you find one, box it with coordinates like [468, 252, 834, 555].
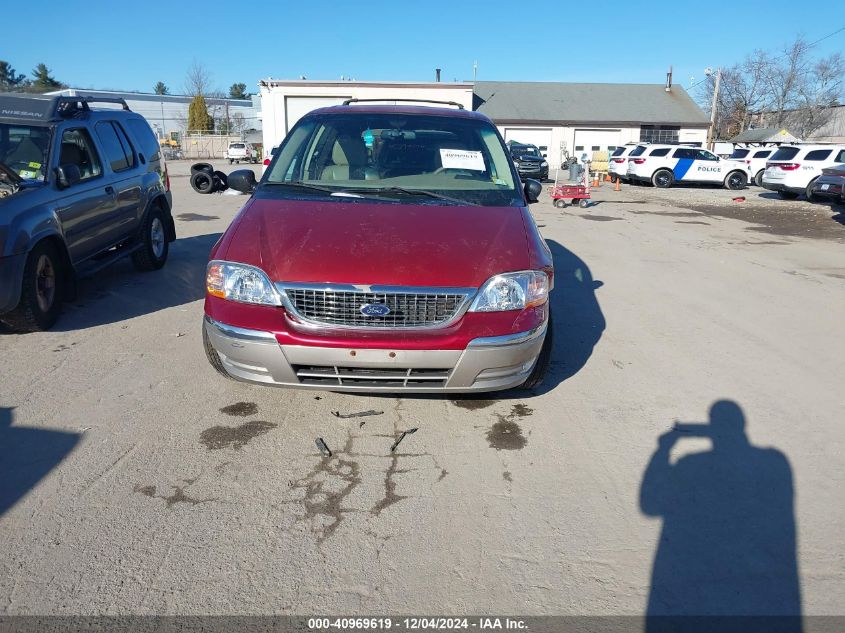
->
[219, 402, 258, 417]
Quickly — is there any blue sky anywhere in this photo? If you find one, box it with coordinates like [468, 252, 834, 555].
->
[4, 0, 843, 99]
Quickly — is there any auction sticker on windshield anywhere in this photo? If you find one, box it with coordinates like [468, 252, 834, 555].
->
[440, 149, 485, 171]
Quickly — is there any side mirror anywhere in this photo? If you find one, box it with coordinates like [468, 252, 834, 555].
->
[55, 164, 81, 189]
[523, 178, 543, 204]
[228, 169, 257, 194]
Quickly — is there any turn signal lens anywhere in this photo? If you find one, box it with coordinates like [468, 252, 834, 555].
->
[206, 262, 225, 298]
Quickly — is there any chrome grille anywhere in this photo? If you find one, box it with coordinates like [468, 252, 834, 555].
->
[281, 285, 472, 328]
[293, 365, 450, 388]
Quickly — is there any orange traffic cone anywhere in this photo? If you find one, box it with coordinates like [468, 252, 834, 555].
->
[604, 173, 612, 182]
[614, 177, 621, 192]
[593, 175, 600, 187]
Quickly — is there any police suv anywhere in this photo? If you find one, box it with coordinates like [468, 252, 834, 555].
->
[608, 143, 639, 183]
[730, 146, 777, 187]
[627, 144, 748, 189]
[761, 144, 845, 199]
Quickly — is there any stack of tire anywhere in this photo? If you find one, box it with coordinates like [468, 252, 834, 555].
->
[591, 150, 609, 175]
[190, 163, 228, 194]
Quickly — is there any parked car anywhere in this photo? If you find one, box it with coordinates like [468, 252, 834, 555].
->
[203, 102, 553, 393]
[730, 146, 777, 187]
[226, 141, 256, 164]
[0, 93, 175, 331]
[509, 143, 549, 181]
[609, 144, 639, 183]
[762, 144, 845, 199]
[627, 144, 748, 189]
[810, 164, 845, 203]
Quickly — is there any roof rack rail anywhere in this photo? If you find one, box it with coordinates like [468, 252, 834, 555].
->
[341, 98, 464, 110]
[53, 95, 130, 119]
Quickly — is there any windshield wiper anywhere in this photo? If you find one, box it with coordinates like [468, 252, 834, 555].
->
[263, 181, 339, 194]
[342, 186, 479, 206]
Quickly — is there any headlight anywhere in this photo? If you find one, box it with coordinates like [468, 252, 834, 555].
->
[469, 271, 549, 312]
[541, 161, 548, 167]
[206, 260, 281, 306]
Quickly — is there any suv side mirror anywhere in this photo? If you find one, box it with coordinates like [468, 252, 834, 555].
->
[55, 164, 82, 189]
[228, 169, 257, 194]
[523, 178, 543, 204]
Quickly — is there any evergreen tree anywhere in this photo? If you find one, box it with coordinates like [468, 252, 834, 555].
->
[228, 83, 248, 99]
[187, 95, 213, 132]
[0, 61, 27, 91]
[30, 63, 62, 92]
[153, 81, 169, 95]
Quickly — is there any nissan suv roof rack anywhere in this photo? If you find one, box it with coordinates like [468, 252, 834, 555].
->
[53, 95, 130, 119]
[342, 98, 464, 110]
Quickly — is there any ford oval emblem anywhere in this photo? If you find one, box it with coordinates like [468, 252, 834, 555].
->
[360, 303, 391, 317]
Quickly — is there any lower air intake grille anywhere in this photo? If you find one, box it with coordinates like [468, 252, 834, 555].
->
[293, 365, 450, 388]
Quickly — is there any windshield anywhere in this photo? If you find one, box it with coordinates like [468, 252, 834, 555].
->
[0, 123, 52, 181]
[265, 112, 520, 206]
[510, 145, 541, 158]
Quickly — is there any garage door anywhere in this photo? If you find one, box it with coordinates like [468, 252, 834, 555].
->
[503, 128, 553, 157]
[573, 129, 622, 157]
[285, 96, 351, 133]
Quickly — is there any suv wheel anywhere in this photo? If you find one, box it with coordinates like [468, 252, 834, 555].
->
[805, 178, 818, 201]
[725, 171, 747, 190]
[754, 170, 764, 187]
[519, 313, 553, 391]
[131, 207, 169, 271]
[1, 241, 64, 332]
[652, 169, 674, 188]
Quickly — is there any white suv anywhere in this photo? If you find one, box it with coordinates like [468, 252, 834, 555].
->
[627, 144, 748, 189]
[730, 146, 777, 187]
[609, 144, 639, 183]
[761, 144, 845, 199]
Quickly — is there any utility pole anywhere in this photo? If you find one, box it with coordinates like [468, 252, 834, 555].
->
[706, 68, 721, 151]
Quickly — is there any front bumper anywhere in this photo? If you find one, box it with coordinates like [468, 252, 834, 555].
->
[203, 315, 547, 393]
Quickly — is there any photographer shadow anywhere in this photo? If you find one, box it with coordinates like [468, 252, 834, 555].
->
[640, 400, 801, 631]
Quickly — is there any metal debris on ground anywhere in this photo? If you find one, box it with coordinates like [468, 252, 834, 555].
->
[315, 438, 332, 457]
[331, 410, 384, 419]
[390, 428, 418, 452]
[732, 197, 746, 202]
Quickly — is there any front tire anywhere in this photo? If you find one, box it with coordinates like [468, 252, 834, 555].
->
[131, 207, 169, 271]
[652, 169, 674, 188]
[203, 324, 233, 379]
[519, 313, 553, 391]
[725, 171, 747, 190]
[554, 199, 566, 208]
[1, 241, 64, 332]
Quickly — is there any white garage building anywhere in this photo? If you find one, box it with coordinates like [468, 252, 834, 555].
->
[473, 81, 710, 166]
[258, 79, 474, 151]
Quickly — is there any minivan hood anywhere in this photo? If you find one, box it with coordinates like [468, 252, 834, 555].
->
[222, 197, 530, 288]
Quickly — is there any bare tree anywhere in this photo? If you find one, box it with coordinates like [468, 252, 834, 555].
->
[698, 36, 844, 140]
[183, 60, 212, 97]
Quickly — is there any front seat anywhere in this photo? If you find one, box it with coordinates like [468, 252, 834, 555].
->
[321, 136, 376, 181]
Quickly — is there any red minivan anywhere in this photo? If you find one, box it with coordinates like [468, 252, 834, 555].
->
[203, 102, 553, 393]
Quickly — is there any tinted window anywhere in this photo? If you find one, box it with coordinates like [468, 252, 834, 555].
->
[230, 143, 245, 149]
[698, 150, 718, 161]
[650, 148, 670, 157]
[770, 147, 800, 161]
[611, 147, 625, 157]
[835, 150, 845, 162]
[113, 122, 136, 168]
[731, 149, 750, 159]
[629, 146, 647, 157]
[95, 121, 133, 172]
[59, 128, 102, 181]
[752, 150, 772, 159]
[126, 118, 161, 161]
[805, 149, 832, 161]
[673, 148, 697, 159]
[575, 145, 584, 151]
[591, 145, 600, 151]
